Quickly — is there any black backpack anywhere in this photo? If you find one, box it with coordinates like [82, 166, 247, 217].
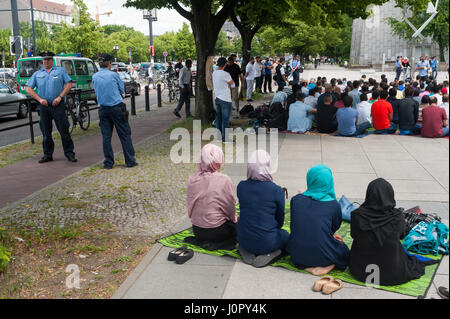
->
[239, 104, 255, 116]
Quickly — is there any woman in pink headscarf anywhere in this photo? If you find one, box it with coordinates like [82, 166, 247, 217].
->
[185, 143, 237, 250]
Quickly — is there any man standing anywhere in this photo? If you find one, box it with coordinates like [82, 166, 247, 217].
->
[224, 56, 243, 114]
[430, 56, 439, 80]
[291, 55, 301, 85]
[253, 56, 263, 94]
[92, 54, 137, 169]
[174, 59, 193, 118]
[25, 51, 77, 163]
[395, 56, 402, 81]
[244, 57, 256, 102]
[416, 55, 430, 82]
[263, 57, 273, 93]
[275, 57, 287, 89]
[174, 58, 183, 78]
[213, 57, 234, 143]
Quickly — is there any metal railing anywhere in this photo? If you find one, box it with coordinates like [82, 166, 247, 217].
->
[0, 85, 163, 145]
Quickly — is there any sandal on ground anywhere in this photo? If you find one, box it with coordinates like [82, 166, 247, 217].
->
[312, 276, 334, 292]
[322, 278, 344, 295]
[167, 245, 188, 261]
[175, 249, 194, 264]
[437, 287, 449, 299]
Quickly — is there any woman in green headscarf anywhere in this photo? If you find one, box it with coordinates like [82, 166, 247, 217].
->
[287, 164, 350, 275]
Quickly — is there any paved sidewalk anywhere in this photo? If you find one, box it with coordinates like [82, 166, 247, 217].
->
[0, 101, 184, 209]
[112, 133, 449, 300]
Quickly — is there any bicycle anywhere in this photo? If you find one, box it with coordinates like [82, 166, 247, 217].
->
[168, 77, 180, 103]
[65, 88, 90, 134]
[153, 73, 168, 92]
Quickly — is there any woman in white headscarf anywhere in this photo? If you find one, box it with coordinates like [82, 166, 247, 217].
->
[185, 144, 237, 250]
[237, 150, 289, 259]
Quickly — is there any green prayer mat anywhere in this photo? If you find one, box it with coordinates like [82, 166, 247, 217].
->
[158, 204, 444, 297]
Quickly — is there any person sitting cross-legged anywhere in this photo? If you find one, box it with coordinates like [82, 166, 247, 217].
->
[336, 95, 371, 137]
[371, 90, 397, 134]
[398, 87, 421, 135]
[316, 94, 337, 133]
[421, 96, 449, 138]
[185, 144, 238, 251]
[287, 164, 350, 275]
[237, 150, 290, 267]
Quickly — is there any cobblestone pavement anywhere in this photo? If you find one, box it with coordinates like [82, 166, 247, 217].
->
[1, 132, 197, 238]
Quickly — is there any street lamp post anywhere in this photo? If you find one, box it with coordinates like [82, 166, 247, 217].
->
[113, 44, 119, 62]
[143, 9, 157, 64]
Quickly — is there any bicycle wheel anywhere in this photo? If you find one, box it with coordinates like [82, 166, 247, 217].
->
[65, 106, 75, 134]
[175, 88, 180, 101]
[78, 103, 90, 131]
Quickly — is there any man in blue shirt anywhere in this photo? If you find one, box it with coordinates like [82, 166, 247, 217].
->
[430, 56, 438, 80]
[416, 55, 430, 82]
[25, 51, 76, 163]
[92, 54, 137, 169]
[263, 57, 273, 93]
[290, 55, 301, 85]
[395, 56, 402, 81]
[336, 96, 371, 136]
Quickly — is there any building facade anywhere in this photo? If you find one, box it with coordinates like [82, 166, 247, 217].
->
[0, 0, 73, 30]
[350, 1, 442, 68]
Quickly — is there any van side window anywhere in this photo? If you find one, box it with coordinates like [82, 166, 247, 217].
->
[87, 61, 97, 75]
[74, 60, 88, 76]
[61, 60, 75, 76]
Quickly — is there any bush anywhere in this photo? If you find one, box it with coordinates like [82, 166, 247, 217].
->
[0, 227, 11, 272]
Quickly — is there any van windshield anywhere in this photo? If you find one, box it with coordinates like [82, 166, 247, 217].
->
[19, 60, 43, 78]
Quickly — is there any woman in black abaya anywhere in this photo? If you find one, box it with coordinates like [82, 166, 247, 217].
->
[349, 178, 438, 286]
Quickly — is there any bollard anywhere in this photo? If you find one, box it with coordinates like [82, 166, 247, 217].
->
[157, 84, 162, 108]
[145, 85, 150, 112]
[131, 88, 136, 116]
[28, 100, 35, 144]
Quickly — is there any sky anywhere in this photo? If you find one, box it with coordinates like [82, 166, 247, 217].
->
[57, 0, 189, 35]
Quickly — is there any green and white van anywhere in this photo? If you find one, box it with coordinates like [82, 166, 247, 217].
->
[16, 53, 98, 102]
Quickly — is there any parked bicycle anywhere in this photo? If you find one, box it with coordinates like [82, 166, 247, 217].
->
[65, 88, 90, 134]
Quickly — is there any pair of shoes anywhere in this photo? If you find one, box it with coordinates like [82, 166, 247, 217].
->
[38, 157, 53, 164]
[67, 156, 78, 163]
[312, 276, 343, 295]
[173, 110, 181, 118]
[167, 245, 194, 264]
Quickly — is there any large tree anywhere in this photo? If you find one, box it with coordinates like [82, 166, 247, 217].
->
[125, 0, 239, 122]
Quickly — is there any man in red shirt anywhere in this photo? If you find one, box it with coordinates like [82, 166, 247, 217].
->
[371, 90, 397, 134]
[421, 97, 449, 138]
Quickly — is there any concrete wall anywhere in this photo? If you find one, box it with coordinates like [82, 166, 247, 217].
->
[350, 0, 441, 67]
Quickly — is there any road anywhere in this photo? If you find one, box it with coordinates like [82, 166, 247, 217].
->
[0, 89, 171, 148]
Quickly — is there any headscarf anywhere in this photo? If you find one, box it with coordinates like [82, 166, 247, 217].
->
[197, 143, 223, 173]
[354, 178, 404, 246]
[247, 150, 273, 182]
[302, 164, 337, 202]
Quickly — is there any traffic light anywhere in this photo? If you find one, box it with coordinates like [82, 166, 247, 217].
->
[9, 36, 23, 57]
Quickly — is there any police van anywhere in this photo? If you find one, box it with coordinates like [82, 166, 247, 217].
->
[16, 53, 98, 107]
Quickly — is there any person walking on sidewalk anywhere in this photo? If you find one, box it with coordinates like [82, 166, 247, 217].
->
[25, 51, 77, 164]
[173, 59, 193, 118]
[92, 54, 137, 170]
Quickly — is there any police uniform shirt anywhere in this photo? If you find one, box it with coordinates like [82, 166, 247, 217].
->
[26, 66, 72, 102]
[92, 68, 124, 107]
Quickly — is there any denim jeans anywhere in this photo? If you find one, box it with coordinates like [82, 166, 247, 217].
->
[395, 67, 402, 80]
[98, 105, 136, 168]
[39, 102, 75, 159]
[215, 98, 232, 142]
[246, 79, 254, 100]
[174, 86, 191, 116]
[292, 69, 300, 85]
[442, 126, 449, 137]
[399, 124, 422, 135]
[341, 121, 372, 137]
[374, 122, 398, 134]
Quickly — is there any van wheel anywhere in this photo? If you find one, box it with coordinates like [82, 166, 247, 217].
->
[17, 102, 28, 119]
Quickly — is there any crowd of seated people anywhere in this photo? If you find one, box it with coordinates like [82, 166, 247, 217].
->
[259, 74, 449, 138]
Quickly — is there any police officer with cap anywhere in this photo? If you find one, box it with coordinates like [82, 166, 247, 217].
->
[26, 50, 77, 163]
[92, 53, 137, 169]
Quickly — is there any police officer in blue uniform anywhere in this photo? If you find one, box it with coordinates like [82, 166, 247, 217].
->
[25, 51, 77, 163]
[92, 54, 137, 169]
